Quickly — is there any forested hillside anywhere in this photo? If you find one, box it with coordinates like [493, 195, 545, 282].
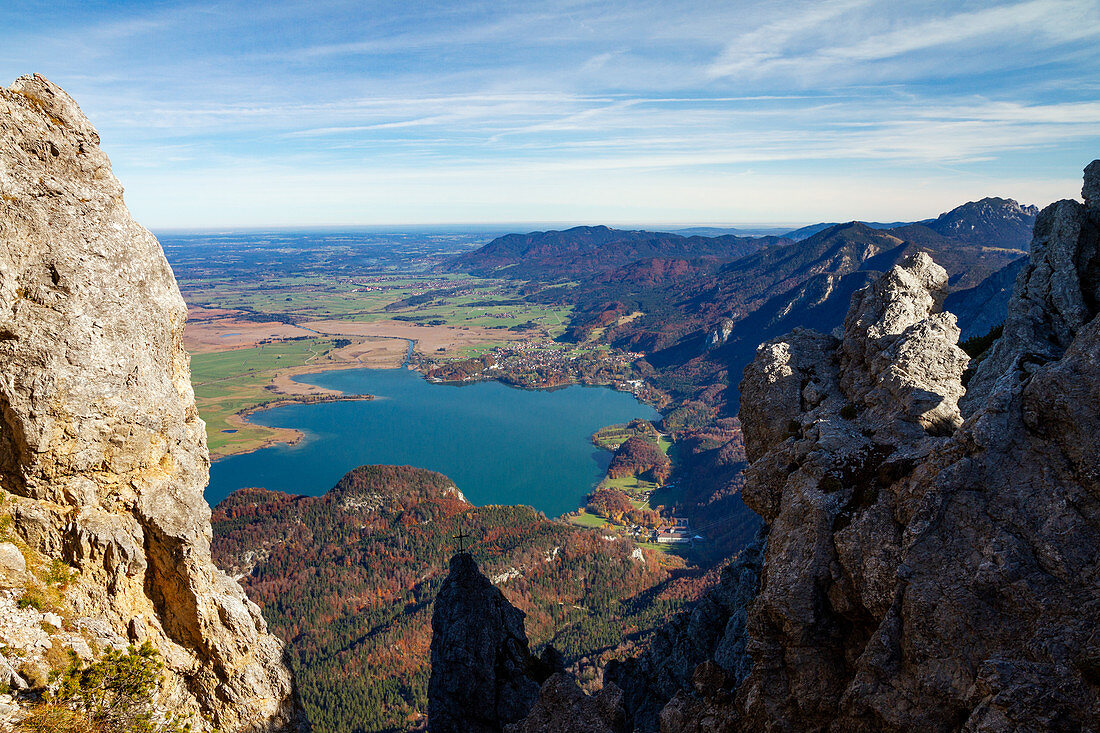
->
[211, 465, 697, 732]
[441, 200, 1036, 561]
[447, 225, 786, 281]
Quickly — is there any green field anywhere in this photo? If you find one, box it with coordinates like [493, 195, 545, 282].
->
[568, 510, 610, 528]
[191, 338, 342, 456]
[567, 510, 676, 553]
[182, 274, 573, 337]
[601, 474, 659, 493]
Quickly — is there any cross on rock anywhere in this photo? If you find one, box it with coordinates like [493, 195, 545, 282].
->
[453, 529, 471, 554]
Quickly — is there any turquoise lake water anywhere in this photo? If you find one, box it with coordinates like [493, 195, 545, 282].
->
[206, 367, 660, 518]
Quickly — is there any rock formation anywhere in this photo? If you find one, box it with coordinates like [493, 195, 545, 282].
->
[962, 168, 1100, 410]
[429, 552, 555, 732]
[504, 673, 627, 733]
[0, 75, 305, 730]
[548, 162, 1099, 732]
[724, 162, 1098, 730]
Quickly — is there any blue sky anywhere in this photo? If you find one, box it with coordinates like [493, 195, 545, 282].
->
[2, 0, 1098, 228]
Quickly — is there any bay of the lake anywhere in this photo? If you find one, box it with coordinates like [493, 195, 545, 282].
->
[206, 367, 660, 518]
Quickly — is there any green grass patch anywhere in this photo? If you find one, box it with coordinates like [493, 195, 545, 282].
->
[567, 510, 610, 529]
[191, 338, 339, 456]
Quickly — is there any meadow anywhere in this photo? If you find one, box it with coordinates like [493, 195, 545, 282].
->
[182, 268, 592, 458]
[191, 337, 352, 456]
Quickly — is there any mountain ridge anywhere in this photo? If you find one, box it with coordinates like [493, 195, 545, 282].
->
[445, 160, 1100, 732]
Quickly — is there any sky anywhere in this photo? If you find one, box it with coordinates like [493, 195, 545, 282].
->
[1, 0, 1098, 228]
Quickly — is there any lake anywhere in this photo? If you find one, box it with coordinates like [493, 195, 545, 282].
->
[206, 367, 660, 517]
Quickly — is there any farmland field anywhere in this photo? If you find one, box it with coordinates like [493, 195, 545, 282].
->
[190, 336, 406, 456]
[164, 230, 615, 458]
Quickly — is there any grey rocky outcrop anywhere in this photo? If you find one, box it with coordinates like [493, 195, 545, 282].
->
[505, 673, 627, 733]
[706, 319, 735, 350]
[962, 163, 1100, 410]
[604, 536, 764, 732]
[0, 75, 306, 730]
[429, 552, 547, 732]
[717, 161, 1100, 731]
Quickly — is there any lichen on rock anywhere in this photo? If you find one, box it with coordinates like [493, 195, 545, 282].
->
[0, 74, 306, 731]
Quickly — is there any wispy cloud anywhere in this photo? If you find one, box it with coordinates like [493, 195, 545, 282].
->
[709, 0, 1100, 81]
[1, 0, 1096, 226]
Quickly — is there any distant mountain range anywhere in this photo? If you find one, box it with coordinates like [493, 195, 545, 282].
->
[670, 226, 794, 237]
[451, 197, 1035, 290]
[782, 220, 911, 240]
[446, 224, 788, 280]
[782, 197, 1037, 244]
[923, 196, 1038, 248]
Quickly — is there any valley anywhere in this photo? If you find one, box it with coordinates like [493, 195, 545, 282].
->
[170, 201, 1036, 731]
[1, 10, 1092, 727]
[211, 465, 696, 731]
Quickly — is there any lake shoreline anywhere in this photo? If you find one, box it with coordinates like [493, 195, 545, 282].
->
[205, 366, 660, 517]
[211, 341, 664, 461]
[212, 391, 377, 462]
[203, 336, 414, 461]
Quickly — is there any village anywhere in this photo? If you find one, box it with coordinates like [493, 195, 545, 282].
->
[423, 341, 658, 400]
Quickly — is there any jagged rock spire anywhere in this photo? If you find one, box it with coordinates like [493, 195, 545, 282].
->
[726, 161, 1100, 731]
[962, 159, 1100, 410]
[429, 553, 543, 732]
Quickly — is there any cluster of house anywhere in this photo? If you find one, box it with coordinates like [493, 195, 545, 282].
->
[652, 517, 704, 545]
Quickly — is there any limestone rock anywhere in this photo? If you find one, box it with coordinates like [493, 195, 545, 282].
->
[0, 653, 27, 691]
[706, 319, 735, 350]
[708, 161, 1100, 731]
[963, 166, 1100, 410]
[658, 661, 739, 733]
[0, 74, 306, 730]
[429, 552, 544, 732]
[0, 543, 25, 575]
[836, 251, 968, 439]
[505, 673, 627, 733]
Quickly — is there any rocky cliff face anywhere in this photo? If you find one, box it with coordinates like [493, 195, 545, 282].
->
[532, 162, 1098, 732]
[725, 161, 1098, 731]
[429, 552, 550, 732]
[0, 75, 305, 730]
